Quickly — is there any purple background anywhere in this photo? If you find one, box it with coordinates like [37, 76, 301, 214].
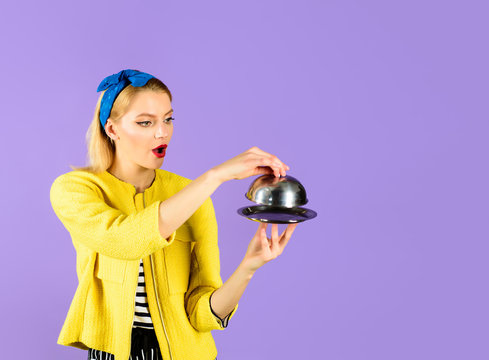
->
[1, 0, 488, 359]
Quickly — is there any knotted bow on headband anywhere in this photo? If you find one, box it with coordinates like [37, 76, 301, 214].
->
[97, 69, 155, 128]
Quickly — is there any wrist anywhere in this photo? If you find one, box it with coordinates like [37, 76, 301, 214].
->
[238, 259, 257, 279]
[208, 166, 228, 185]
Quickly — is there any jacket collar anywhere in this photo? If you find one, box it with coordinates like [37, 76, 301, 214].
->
[100, 169, 160, 197]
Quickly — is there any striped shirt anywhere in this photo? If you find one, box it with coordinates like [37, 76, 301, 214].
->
[133, 259, 153, 329]
[132, 259, 232, 330]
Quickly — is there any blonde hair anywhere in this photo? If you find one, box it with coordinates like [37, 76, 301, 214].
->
[70, 74, 172, 174]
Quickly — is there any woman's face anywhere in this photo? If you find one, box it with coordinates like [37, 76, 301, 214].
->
[106, 90, 174, 170]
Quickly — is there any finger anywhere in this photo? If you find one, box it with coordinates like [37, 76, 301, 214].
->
[261, 228, 269, 246]
[259, 223, 272, 250]
[254, 222, 267, 237]
[279, 223, 299, 248]
[252, 155, 283, 177]
[256, 166, 275, 176]
[272, 224, 278, 241]
[249, 148, 290, 175]
[261, 226, 268, 244]
[271, 223, 279, 251]
[257, 221, 267, 232]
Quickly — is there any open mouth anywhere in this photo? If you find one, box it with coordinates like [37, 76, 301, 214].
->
[152, 145, 167, 157]
[153, 145, 167, 152]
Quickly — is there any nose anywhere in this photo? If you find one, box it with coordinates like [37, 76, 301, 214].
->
[154, 120, 170, 139]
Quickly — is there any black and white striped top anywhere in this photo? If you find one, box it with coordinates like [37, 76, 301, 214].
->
[132, 258, 232, 330]
[133, 259, 153, 329]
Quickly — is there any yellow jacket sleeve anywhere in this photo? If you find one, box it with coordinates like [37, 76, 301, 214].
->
[50, 173, 176, 260]
[184, 196, 239, 332]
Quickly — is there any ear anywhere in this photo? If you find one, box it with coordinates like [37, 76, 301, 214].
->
[105, 119, 119, 141]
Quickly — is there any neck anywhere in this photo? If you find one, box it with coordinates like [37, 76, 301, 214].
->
[107, 161, 156, 194]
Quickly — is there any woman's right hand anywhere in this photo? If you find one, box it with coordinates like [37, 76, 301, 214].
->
[212, 146, 290, 183]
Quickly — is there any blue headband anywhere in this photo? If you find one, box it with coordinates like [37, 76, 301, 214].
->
[96, 69, 155, 128]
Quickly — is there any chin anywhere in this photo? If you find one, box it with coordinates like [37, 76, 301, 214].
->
[140, 160, 163, 170]
[153, 159, 165, 168]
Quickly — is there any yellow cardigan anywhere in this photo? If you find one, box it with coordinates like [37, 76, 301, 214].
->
[49, 169, 238, 360]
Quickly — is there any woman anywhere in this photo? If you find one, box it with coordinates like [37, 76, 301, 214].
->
[50, 69, 298, 360]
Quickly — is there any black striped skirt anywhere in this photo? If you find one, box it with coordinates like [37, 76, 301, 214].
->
[87, 327, 162, 360]
[87, 326, 217, 360]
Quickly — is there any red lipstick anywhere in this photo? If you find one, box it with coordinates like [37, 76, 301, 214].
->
[152, 144, 167, 158]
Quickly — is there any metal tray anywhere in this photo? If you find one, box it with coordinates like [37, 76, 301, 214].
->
[237, 205, 317, 224]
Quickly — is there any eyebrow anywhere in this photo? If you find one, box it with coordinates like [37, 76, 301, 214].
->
[136, 109, 174, 118]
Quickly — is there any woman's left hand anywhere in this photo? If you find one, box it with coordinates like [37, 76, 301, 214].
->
[241, 222, 299, 273]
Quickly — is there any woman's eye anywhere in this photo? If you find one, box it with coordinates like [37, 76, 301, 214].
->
[137, 117, 173, 126]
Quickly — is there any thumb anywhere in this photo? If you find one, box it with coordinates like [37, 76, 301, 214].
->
[255, 166, 274, 176]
